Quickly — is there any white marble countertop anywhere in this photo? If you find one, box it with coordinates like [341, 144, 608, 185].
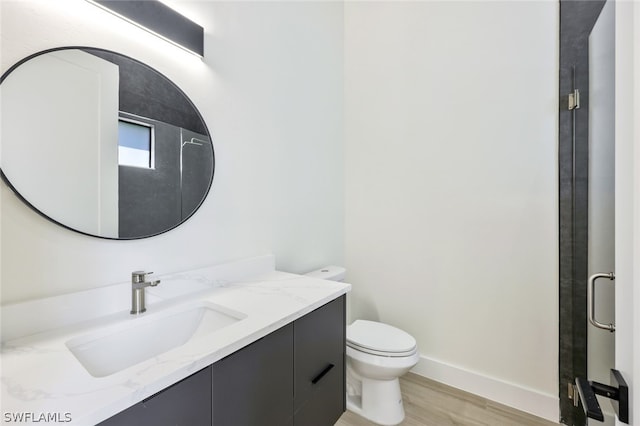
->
[0, 256, 350, 425]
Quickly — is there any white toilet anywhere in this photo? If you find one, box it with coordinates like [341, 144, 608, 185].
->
[305, 266, 419, 426]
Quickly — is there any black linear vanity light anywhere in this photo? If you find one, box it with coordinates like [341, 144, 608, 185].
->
[87, 0, 204, 57]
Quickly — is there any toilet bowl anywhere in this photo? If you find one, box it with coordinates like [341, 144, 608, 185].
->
[346, 320, 419, 426]
[305, 266, 419, 426]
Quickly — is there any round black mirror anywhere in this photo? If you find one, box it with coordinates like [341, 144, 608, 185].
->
[0, 47, 214, 239]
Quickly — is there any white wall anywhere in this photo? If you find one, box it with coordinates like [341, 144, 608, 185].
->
[615, 1, 639, 424]
[0, 0, 344, 303]
[344, 1, 559, 421]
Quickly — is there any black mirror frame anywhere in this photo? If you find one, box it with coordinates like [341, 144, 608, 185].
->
[0, 46, 215, 240]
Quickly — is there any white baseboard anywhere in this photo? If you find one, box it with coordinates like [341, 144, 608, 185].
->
[411, 355, 559, 423]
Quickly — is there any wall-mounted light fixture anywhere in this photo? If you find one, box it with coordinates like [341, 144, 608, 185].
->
[87, 0, 204, 57]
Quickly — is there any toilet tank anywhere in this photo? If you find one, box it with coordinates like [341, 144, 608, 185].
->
[304, 265, 346, 282]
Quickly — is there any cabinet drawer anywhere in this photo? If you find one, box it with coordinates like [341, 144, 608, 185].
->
[294, 362, 343, 426]
[99, 366, 212, 426]
[211, 323, 294, 426]
[294, 295, 345, 425]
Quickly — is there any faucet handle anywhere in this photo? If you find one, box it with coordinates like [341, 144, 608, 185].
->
[132, 270, 153, 283]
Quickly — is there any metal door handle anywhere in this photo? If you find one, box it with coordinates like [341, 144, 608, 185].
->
[575, 369, 629, 424]
[588, 272, 615, 332]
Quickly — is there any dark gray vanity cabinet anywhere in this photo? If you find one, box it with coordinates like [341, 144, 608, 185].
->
[210, 295, 346, 426]
[99, 296, 345, 426]
[98, 365, 212, 426]
[294, 296, 346, 426]
[211, 323, 295, 426]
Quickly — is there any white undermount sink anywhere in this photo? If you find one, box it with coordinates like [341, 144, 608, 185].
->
[66, 302, 246, 377]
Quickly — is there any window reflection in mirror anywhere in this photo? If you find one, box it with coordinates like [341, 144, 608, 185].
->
[118, 117, 154, 169]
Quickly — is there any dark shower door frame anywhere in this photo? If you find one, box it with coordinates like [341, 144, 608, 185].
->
[558, 1, 606, 424]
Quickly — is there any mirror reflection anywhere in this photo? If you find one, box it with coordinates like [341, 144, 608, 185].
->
[0, 48, 214, 239]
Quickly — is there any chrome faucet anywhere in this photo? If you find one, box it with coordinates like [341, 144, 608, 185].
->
[130, 271, 161, 315]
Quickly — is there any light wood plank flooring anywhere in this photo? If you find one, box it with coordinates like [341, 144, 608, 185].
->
[335, 373, 559, 426]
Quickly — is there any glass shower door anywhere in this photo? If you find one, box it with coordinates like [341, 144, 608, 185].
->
[586, 1, 615, 424]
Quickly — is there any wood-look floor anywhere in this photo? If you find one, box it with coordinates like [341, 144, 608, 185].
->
[335, 373, 559, 426]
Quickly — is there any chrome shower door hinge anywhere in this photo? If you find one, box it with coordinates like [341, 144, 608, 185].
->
[568, 382, 579, 407]
[568, 89, 581, 110]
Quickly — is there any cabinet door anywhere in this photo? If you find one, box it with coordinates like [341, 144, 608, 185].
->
[294, 296, 345, 426]
[211, 323, 294, 426]
[98, 366, 212, 426]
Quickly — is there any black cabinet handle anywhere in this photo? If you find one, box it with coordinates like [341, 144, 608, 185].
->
[311, 364, 334, 385]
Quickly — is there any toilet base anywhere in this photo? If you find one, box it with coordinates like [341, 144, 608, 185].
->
[346, 377, 405, 426]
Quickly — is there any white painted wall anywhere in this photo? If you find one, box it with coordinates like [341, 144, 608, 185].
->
[615, 1, 639, 424]
[344, 1, 559, 421]
[0, 0, 344, 303]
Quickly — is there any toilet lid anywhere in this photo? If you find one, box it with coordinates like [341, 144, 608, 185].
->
[347, 320, 417, 355]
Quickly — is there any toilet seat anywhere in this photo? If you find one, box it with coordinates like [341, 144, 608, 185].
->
[347, 341, 417, 357]
[347, 320, 417, 357]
